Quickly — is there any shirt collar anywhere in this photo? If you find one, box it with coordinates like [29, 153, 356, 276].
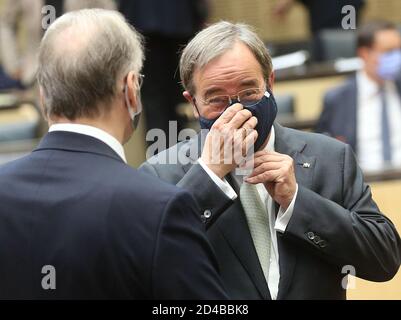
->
[357, 70, 380, 98]
[48, 123, 127, 163]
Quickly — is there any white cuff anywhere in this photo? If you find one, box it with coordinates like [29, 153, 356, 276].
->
[197, 158, 237, 200]
[274, 183, 298, 233]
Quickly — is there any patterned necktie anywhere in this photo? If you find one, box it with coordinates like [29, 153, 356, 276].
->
[240, 182, 270, 282]
[379, 86, 392, 163]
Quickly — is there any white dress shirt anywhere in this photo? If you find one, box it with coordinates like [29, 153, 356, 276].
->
[198, 126, 298, 299]
[49, 123, 127, 163]
[356, 71, 401, 171]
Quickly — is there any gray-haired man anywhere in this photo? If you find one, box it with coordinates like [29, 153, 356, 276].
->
[0, 9, 227, 299]
[140, 21, 401, 300]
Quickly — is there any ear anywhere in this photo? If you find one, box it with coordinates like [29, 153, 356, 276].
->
[183, 90, 193, 103]
[268, 72, 275, 91]
[125, 70, 138, 112]
[183, 91, 200, 119]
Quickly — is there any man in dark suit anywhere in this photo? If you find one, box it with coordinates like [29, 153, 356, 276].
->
[317, 21, 401, 171]
[0, 9, 227, 299]
[140, 21, 401, 299]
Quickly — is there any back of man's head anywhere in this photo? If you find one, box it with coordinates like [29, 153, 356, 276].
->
[37, 9, 144, 120]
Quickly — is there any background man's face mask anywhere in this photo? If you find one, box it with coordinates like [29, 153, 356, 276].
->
[198, 90, 278, 152]
[377, 49, 401, 80]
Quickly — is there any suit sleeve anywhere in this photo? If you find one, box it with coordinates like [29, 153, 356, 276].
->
[140, 162, 234, 228]
[151, 190, 228, 299]
[284, 144, 401, 281]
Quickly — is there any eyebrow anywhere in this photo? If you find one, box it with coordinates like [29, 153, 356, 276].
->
[203, 87, 225, 99]
[239, 79, 259, 87]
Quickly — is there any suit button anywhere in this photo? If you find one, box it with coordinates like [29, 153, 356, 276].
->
[319, 240, 327, 248]
[204, 209, 212, 219]
[307, 232, 315, 240]
[313, 236, 321, 244]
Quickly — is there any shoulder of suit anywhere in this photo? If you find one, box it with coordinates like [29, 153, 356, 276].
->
[116, 162, 183, 194]
[144, 138, 194, 167]
[0, 153, 34, 176]
[282, 125, 348, 154]
[324, 75, 356, 101]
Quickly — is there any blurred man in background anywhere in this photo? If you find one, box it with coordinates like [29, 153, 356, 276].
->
[0, 9, 227, 299]
[317, 21, 401, 172]
[119, 0, 209, 151]
[0, 0, 43, 89]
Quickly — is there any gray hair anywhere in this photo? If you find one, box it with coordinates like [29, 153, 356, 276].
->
[37, 9, 144, 120]
[179, 21, 273, 94]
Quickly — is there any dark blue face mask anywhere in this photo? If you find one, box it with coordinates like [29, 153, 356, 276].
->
[198, 90, 278, 151]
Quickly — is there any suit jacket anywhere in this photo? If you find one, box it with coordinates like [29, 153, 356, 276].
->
[0, 131, 227, 299]
[316, 74, 401, 152]
[140, 123, 401, 300]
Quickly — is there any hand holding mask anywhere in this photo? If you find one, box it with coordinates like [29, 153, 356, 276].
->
[199, 90, 278, 178]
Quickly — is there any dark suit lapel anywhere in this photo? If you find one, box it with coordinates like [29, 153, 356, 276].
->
[185, 132, 270, 299]
[216, 199, 271, 299]
[274, 123, 315, 299]
[217, 174, 271, 299]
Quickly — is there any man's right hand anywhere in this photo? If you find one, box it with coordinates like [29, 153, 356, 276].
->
[200, 103, 258, 179]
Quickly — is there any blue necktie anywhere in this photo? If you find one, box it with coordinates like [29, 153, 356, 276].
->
[379, 86, 392, 163]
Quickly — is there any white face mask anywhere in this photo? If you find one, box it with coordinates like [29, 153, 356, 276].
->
[124, 83, 142, 130]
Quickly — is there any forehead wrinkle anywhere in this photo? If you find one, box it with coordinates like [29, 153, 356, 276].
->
[200, 69, 261, 97]
[191, 41, 265, 98]
[199, 62, 259, 84]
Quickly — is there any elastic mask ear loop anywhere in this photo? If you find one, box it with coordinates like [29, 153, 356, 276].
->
[125, 83, 142, 129]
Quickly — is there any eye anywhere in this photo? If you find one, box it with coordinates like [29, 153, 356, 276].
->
[240, 88, 260, 100]
[207, 96, 229, 105]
